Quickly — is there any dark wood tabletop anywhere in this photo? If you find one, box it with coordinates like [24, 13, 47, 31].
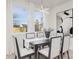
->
[29, 38, 50, 59]
[30, 38, 49, 46]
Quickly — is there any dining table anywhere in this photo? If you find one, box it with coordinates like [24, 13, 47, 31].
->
[23, 37, 50, 59]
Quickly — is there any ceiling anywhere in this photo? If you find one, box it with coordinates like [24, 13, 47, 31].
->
[29, 0, 72, 9]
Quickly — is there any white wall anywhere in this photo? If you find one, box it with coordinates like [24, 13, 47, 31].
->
[6, 0, 13, 55]
[6, 0, 36, 55]
[6, 0, 73, 55]
[47, 0, 73, 50]
[47, 0, 73, 36]
[13, 0, 36, 32]
[27, 3, 36, 32]
[6, 0, 27, 55]
[6, 0, 46, 55]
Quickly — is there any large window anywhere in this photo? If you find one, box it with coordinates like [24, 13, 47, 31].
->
[13, 7, 28, 32]
[13, 7, 43, 32]
[34, 11, 43, 32]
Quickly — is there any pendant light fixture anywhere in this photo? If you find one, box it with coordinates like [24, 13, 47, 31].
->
[37, 0, 49, 14]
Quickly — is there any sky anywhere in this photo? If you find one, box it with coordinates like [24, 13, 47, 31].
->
[13, 7, 43, 25]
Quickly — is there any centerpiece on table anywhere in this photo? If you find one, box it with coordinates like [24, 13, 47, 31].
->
[44, 27, 53, 38]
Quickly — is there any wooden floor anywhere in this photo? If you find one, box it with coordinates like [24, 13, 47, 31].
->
[6, 50, 73, 59]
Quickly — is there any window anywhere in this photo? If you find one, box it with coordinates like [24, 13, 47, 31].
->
[13, 7, 43, 32]
[13, 7, 28, 32]
[34, 11, 43, 32]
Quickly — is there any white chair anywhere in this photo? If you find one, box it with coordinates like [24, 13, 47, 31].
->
[63, 35, 70, 59]
[13, 33, 26, 48]
[37, 32, 44, 38]
[37, 32, 50, 49]
[38, 36, 61, 59]
[26, 33, 35, 39]
[13, 36, 34, 59]
[50, 31, 55, 37]
[25, 33, 36, 49]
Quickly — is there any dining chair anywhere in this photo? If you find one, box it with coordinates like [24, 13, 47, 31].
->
[37, 32, 44, 38]
[63, 35, 70, 59]
[25, 33, 36, 49]
[26, 33, 35, 39]
[37, 32, 45, 49]
[13, 33, 26, 48]
[13, 36, 34, 59]
[38, 36, 61, 59]
[50, 31, 55, 37]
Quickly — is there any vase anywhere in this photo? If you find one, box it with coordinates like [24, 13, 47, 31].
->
[45, 31, 50, 38]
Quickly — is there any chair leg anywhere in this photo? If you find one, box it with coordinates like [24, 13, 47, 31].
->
[61, 53, 63, 59]
[29, 55, 31, 59]
[39, 46, 41, 50]
[42, 45, 44, 48]
[63, 52, 65, 55]
[58, 55, 60, 59]
[38, 53, 40, 59]
[67, 51, 70, 59]
[15, 55, 17, 59]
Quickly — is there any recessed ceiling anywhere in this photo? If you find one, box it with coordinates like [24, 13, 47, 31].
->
[29, 0, 72, 9]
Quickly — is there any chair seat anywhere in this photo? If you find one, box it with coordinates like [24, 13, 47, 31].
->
[20, 48, 34, 57]
[38, 48, 49, 57]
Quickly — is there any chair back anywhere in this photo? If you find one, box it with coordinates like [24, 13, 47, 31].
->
[13, 33, 24, 50]
[37, 32, 44, 38]
[26, 33, 35, 39]
[49, 36, 61, 59]
[63, 35, 70, 52]
[13, 36, 21, 59]
[50, 31, 55, 36]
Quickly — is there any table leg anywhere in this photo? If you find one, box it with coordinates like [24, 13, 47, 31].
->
[61, 53, 63, 59]
[60, 36, 64, 59]
[35, 45, 38, 59]
[23, 40, 25, 48]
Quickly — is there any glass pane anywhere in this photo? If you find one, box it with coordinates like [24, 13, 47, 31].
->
[13, 7, 28, 32]
[34, 11, 43, 32]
